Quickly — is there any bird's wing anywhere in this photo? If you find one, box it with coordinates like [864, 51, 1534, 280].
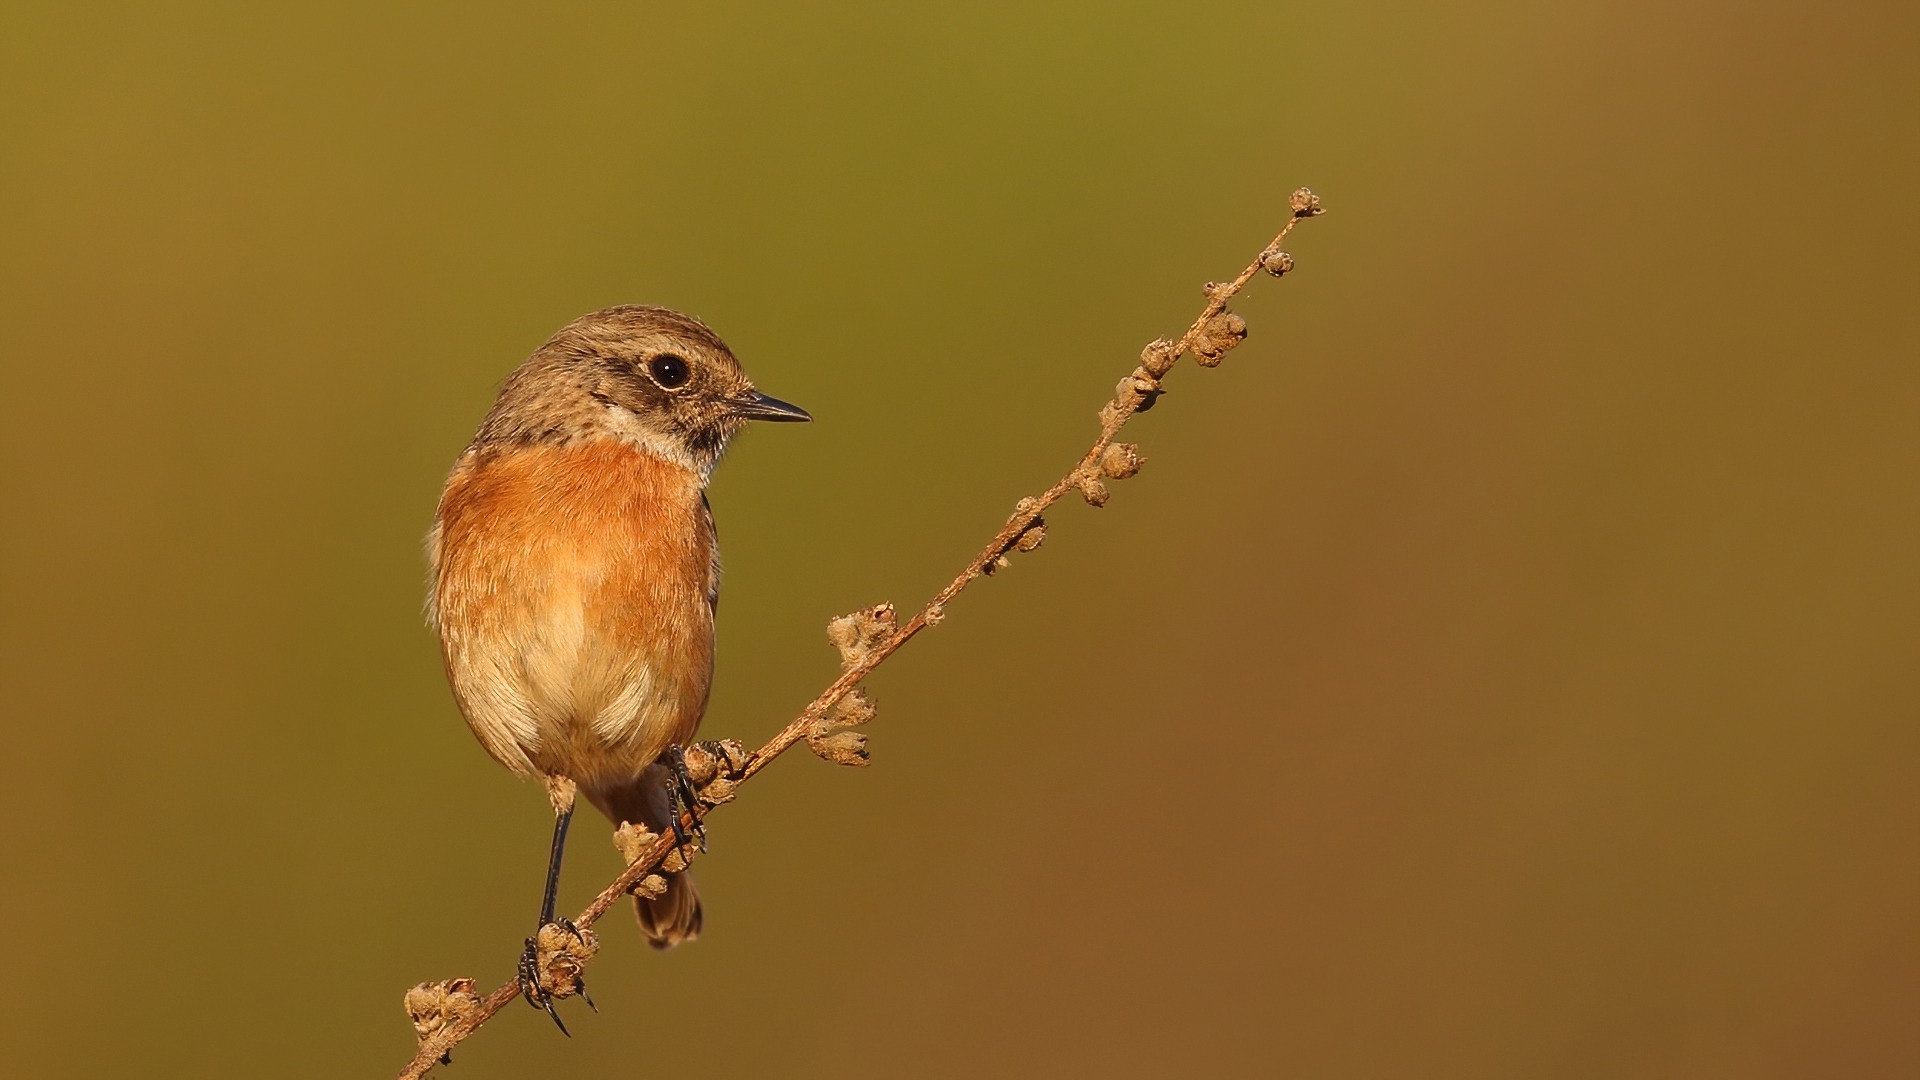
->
[702, 492, 721, 615]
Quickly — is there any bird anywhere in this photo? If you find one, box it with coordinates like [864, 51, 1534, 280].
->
[426, 305, 809, 1026]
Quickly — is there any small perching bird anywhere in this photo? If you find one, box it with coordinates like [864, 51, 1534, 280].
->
[426, 306, 809, 1026]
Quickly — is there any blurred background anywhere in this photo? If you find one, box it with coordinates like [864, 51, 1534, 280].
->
[2, 1, 1916, 1076]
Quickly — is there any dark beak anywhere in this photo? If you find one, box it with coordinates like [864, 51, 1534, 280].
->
[731, 390, 812, 422]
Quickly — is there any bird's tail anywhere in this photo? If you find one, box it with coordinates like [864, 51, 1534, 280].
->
[597, 761, 704, 950]
[635, 871, 702, 949]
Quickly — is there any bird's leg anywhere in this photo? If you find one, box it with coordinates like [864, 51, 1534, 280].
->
[537, 778, 574, 928]
[664, 745, 708, 853]
[518, 775, 587, 1035]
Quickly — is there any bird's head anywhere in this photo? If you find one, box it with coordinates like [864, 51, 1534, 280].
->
[473, 305, 810, 477]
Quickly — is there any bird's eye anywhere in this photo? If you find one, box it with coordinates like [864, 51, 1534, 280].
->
[647, 354, 691, 389]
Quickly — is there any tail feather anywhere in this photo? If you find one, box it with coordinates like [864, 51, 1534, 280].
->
[635, 872, 702, 949]
[592, 760, 704, 950]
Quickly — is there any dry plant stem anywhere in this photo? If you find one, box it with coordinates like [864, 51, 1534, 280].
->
[397, 207, 1317, 1080]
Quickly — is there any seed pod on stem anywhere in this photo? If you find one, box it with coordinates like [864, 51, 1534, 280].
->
[808, 729, 871, 766]
[1015, 519, 1047, 551]
[612, 821, 658, 866]
[1098, 442, 1144, 480]
[1191, 311, 1248, 367]
[405, 979, 483, 1047]
[826, 604, 897, 671]
[809, 687, 876, 765]
[1140, 337, 1178, 377]
[529, 923, 599, 1001]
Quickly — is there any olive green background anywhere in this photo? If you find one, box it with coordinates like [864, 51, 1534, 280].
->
[2, 2, 1916, 1076]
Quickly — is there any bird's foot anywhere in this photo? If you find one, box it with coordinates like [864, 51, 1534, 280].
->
[517, 918, 600, 1035]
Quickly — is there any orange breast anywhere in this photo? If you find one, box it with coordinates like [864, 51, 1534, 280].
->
[430, 439, 715, 789]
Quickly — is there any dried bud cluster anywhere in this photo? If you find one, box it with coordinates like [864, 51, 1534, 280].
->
[809, 730, 870, 766]
[1101, 369, 1163, 429]
[678, 740, 746, 786]
[998, 498, 1047, 559]
[613, 823, 686, 890]
[1262, 251, 1294, 277]
[808, 686, 875, 766]
[529, 922, 599, 1001]
[1078, 474, 1110, 507]
[986, 495, 1055, 577]
[660, 838, 698, 873]
[1290, 187, 1324, 216]
[405, 978, 483, 1045]
[612, 820, 658, 864]
[680, 739, 749, 805]
[612, 817, 698, 878]
[826, 603, 897, 672]
[1140, 337, 1178, 377]
[1098, 442, 1145, 479]
[1121, 368, 1165, 413]
[1192, 311, 1248, 367]
[611, 822, 673, 899]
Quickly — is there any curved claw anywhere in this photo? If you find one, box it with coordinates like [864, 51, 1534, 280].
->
[539, 995, 571, 1037]
[518, 933, 573, 1037]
